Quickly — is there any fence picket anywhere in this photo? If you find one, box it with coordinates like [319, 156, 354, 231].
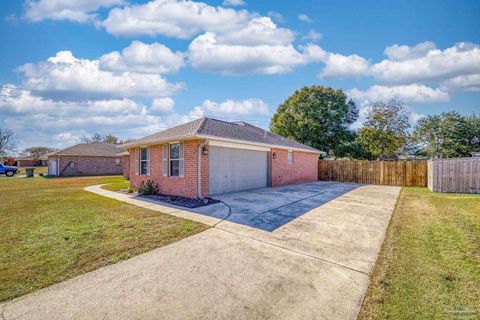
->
[318, 160, 428, 187]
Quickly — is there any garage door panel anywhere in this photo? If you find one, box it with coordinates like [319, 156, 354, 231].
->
[209, 146, 268, 195]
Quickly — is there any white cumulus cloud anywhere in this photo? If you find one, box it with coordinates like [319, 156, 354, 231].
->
[384, 41, 437, 61]
[319, 53, 370, 79]
[440, 74, 480, 92]
[102, 0, 252, 38]
[371, 42, 480, 84]
[223, 0, 245, 6]
[302, 30, 322, 42]
[347, 84, 450, 104]
[199, 98, 269, 115]
[215, 17, 295, 46]
[17, 51, 183, 100]
[150, 98, 175, 113]
[188, 33, 324, 74]
[99, 41, 184, 74]
[24, 0, 123, 22]
[298, 14, 312, 23]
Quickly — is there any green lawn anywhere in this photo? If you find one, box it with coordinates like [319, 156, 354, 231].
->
[359, 188, 480, 319]
[0, 176, 209, 302]
[101, 179, 131, 191]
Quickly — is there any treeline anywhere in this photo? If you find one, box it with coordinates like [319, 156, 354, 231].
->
[270, 86, 480, 160]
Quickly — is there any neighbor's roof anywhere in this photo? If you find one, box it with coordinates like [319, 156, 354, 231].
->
[47, 142, 122, 157]
[17, 155, 48, 160]
[122, 118, 320, 153]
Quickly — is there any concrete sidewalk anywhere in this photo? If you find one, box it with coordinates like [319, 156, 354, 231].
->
[1, 183, 400, 320]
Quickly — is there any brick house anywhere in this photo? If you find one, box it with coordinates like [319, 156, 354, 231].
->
[47, 142, 123, 176]
[16, 155, 48, 167]
[121, 118, 320, 198]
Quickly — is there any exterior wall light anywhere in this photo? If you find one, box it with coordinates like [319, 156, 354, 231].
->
[202, 146, 209, 155]
[272, 152, 277, 159]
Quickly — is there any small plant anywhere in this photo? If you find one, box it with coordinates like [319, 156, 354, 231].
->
[127, 188, 134, 193]
[137, 180, 158, 195]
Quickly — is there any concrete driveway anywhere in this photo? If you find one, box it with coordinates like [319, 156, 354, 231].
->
[191, 182, 360, 231]
[2, 182, 400, 320]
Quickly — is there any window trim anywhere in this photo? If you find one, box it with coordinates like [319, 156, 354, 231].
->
[139, 147, 150, 176]
[168, 141, 185, 178]
[288, 150, 294, 165]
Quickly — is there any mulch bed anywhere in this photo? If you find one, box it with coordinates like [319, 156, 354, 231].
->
[137, 194, 220, 208]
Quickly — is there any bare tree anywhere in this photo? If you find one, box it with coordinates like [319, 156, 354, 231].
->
[80, 133, 103, 143]
[0, 128, 15, 157]
[103, 134, 119, 144]
[21, 146, 56, 160]
[80, 133, 120, 144]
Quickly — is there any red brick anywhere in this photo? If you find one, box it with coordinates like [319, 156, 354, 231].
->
[50, 156, 123, 176]
[129, 141, 318, 198]
[270, 148, 318, 187]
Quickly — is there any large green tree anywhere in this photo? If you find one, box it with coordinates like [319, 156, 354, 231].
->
[270, 86, 358, 154]
[357, 99, 410, 159]
[413, 112, 478, 158]
[332, 130, 374, 159]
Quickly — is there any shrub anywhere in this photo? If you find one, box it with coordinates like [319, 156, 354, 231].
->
[137, 180, 158, 195]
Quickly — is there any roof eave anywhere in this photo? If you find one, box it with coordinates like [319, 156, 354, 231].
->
[196, 134, 321, 154]
[119, 134, 198, 149]
[119, 133, 321, 154]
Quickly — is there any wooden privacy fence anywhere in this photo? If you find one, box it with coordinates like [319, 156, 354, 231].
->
[428, 158, 480, 193]
[318, 160, 428, 187]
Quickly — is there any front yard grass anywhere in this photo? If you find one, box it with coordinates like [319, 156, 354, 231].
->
[0, 176, 209, 302]
[101, 179, 131, 191]
[359, 188, 480, 319]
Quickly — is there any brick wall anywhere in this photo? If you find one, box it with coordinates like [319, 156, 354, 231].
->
[16, 159, 47, 167]
[129, 139, 208, 199]
[54, 156, 123, 176]
[122, 155, 130, 179]
[270, 148, 318, 187]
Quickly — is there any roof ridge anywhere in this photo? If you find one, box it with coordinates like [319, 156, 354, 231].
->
[194, 117, 208, 134]
[49, 143, 82, 155]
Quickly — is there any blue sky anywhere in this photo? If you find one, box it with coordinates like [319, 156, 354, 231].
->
[1, 0, 479, 150]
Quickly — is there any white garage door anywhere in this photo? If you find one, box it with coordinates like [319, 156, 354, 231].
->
[209, 146, 268, 195]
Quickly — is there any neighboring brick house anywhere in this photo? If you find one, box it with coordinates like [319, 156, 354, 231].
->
[121, 118, 320, 199]
[16, 155, 48, 167]
[47, 142, 123, 177]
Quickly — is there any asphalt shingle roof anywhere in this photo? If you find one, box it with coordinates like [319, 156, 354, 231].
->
[122, 117, 320, 153]
[48, 142, 122, 157]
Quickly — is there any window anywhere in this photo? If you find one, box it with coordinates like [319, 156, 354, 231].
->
[288, 151, 294, 165]
[140, 147, 150, 175]
[115, 158, 120, 166]
[169, 143, 184, 177]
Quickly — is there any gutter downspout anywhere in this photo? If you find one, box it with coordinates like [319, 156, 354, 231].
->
[57, 155, 60, 177]
[197, 140, 208, 199]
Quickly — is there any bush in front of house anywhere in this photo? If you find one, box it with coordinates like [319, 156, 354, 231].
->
[137, 180, 159, 195]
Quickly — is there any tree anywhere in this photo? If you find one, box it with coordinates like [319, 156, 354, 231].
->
[270, 86, 358, 154]
[465, 114, 480, 153]
[413, 111, 476, 158]
[21, 146, 56, 160]
[80, 133, 120, 144]
[331, 131, 373, 159]
[103, 134, 119, 144]
[80, 133, 103, 143]
[0, 128, 15, 157]
[358, 99, 410, 159]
